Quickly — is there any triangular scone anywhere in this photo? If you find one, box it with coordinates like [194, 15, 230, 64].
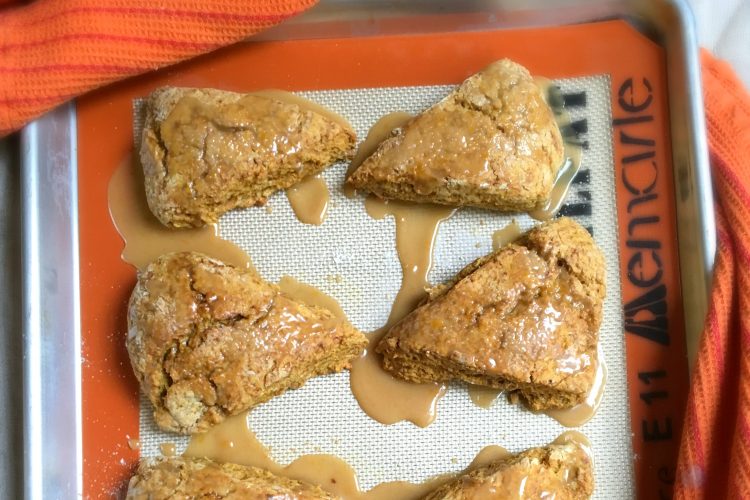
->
[377, 218, 604, 410]
[423, 442, 594, 500]
[127, 252, 368, 434]
[347, 59, 564, 211]
[140, 87, 356, 228]
[127, 457, 337, 499]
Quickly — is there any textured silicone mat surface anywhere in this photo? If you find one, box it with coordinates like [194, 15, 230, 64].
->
[135, 76, 634, 498]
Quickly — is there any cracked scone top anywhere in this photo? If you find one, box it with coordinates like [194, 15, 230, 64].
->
[346, 59, 564, 211]
[376, 218, 605, 411]
[423, 442, 594, 500]
[140, 87, 356, 228]
[126, 457, 337, 499]
[126, 252, 367, 434]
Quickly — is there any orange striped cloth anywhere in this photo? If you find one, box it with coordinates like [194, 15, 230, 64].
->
[0, 0, 317, 136]
[675, 51, 750, 499]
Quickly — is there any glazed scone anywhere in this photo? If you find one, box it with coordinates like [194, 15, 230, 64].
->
[423, 442, 594, 500]
[377, 218, 604, 410]
[140, 87, 356, 228]
[347, 59, 564, 211]
[126, 252, 368, 434]
[126, 457, 337, 499]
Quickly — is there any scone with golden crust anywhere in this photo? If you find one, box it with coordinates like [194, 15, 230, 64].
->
[377, 218, 604, 411]
[141, 87, 356, 228]
[347, 59, 563, 211]
[126, 457, 337, 500]
[423, 442, 594, 500]
[126, 251, 368, 434]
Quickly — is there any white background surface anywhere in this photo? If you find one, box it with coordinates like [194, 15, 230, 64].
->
[688, 0, 750, 86]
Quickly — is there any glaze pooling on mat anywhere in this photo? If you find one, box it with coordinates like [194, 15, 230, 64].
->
[133, 76, 633, 498]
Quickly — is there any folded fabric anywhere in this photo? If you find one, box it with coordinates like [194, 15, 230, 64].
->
[0, 0, 317, 136]
[675, 50, 750, 499]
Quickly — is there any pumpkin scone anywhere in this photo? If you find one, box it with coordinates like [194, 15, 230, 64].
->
[423, 441, 594, 500]
[140, 87, 356, 228]
[126, 251, 367, 434]
[377, 217, 605, 411]
[346, 59, 564, 211]
[126, 457, 338, 499]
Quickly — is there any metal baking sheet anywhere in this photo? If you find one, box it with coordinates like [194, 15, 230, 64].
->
[21, 1, 713, 498]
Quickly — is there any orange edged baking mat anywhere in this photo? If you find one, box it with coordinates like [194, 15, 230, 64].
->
[78, 20, 685, 499]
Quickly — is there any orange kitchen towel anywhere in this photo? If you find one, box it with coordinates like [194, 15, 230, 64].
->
[0, 0, 317, 136]
[675, 51, 750, 499]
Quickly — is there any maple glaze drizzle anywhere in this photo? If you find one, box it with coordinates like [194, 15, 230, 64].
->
[184, 411, 514, 499]
[349, 197, 454, 427]
[467, 355, 607, 428]
[545, 352, 608, 427]
[249, 89, 354, 133]
[467, 221, 606, 427]
[108, 155, 253, 271]
[285, 174, 330, 226]
[491, 220, 523, 251]
[530, 78, 584, 221]
[345, 109, 459, 427]
[159, 443, 177, 457]
[256, 90, 348, 227]
[278, 275, 347, 320]
[344, 111, 413, 198]
[184, 411, 591, 499]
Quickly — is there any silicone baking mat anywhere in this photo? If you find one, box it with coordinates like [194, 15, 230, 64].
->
[77, 20, 688, 499]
